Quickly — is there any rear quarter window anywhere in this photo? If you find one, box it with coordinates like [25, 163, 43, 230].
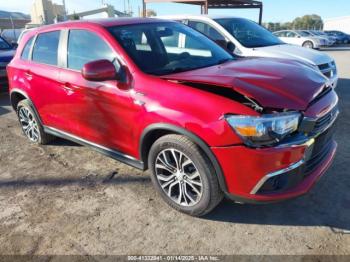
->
[21, 36, 35, 60]
[32, 31, 60, 66]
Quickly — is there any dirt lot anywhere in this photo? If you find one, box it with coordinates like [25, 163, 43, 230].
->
[0, 51, 349, 256]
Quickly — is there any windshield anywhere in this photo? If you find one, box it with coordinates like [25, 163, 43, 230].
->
[214, 18, 284, 48]
[108, 22, 233, 76]
[0, 36, 11, 50]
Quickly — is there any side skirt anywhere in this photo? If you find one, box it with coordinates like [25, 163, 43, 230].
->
[43, 126, 145, 170]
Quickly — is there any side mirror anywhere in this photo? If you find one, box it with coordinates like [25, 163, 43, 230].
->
[226, 41, 236, 52]
[82, 60, 117, 82]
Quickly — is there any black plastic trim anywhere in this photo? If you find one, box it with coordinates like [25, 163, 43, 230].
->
[139, 123, 228, 193]
[44, 126, 144, 170]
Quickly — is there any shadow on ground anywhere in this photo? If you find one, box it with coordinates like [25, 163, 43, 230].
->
[0, 173, 150, 189]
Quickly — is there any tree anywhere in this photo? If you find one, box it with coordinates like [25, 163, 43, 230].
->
[265, 14, 323, 32]
[146, 9, 157, 17]
[292, 14, 323, 30]
[71, 12, 80, 20]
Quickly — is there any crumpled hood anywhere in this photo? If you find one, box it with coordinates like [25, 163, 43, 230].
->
[0, 49, 16, 63]
[251, 44, 332, 66]
[162, 57, 328, 111]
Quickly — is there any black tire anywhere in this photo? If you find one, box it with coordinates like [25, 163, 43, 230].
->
[302, 41, 314, 49]
[16, 99, 55, 145]
[148, 134, 223, 216]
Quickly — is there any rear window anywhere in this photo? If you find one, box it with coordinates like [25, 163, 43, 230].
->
[32, 31, 60, 66]
[21, 36, 35, 60]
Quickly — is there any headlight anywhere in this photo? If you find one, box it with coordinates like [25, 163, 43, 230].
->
[225, 112, 301, 147]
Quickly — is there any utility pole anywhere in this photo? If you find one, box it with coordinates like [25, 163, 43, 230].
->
[62, 0, 67, 20]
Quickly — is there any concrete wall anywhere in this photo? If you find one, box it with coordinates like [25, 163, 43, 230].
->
[324, 16, 350, 34]
[30, 0, 65, 25]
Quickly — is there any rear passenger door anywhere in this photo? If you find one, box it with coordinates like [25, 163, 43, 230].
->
[28, 30, 72, 131]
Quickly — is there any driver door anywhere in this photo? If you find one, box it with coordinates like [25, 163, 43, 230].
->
[285, 31, 301, 45]
[58, 29, 135, 153]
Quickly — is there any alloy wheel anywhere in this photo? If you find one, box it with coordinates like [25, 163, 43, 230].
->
[155, 148, 203, 207]
[18, 107, 40, 142]
[303, 42, 313, 48]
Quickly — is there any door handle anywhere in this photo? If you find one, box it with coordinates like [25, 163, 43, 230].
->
[61, 83, 74, 92]
[24, 70, 32, 78]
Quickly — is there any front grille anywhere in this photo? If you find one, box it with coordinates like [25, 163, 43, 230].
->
[317, 62, 336, 79]
[304, 124, 335, 176]
[304, 141, 332, 176]
[312, 105, 339, 134]
[318, 63, 329, 71]
[299, 104, 339, 135]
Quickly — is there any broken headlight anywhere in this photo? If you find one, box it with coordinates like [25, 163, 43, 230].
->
[225, 112, 301, 147]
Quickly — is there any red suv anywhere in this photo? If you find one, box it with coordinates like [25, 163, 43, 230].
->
[7, 18, 338, 216]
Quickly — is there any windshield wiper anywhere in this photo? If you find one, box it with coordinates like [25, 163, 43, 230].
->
[169, 67, 192, 74]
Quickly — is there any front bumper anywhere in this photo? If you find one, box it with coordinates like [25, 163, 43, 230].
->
[212, 137, 336, 203]
[213, 91, 339, 203]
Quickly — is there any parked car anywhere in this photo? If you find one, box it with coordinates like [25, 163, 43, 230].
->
[1, 28, 23, 45]
[0, 36, 16, 88]
[309, 30, 337, 45]
[304, 30, 335, 46]
[159, 15, 338, 88]
[7, 18, 338, 216]
[273, 30, 327, 48]
[325, 30, 350, 44]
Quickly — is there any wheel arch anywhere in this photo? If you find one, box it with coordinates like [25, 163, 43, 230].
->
[303, 40, 314, 47]
[139, 123, 228, 193]
[10, 88, 43, 125]
[10, 89, 29, 110]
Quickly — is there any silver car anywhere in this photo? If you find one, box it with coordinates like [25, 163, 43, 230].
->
[273, 30, 328, 49]
[306, 30, 336, 46]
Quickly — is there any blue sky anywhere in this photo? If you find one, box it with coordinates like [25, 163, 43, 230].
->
[2, 0, 350, 22]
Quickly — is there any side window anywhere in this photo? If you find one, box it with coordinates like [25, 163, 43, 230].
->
[286, 32, 296, 38]
[21, 36, 34, 60]
[159, 27, 211, 57]
[188, 21, 207, 35]
[160, 30, 180, 48]
[67, 30, 115, 70]
[187, 20, 226, 48]
[32, 31, 60, 66]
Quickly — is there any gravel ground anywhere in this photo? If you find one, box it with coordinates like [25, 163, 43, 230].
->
[0, 51, 349, 256]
